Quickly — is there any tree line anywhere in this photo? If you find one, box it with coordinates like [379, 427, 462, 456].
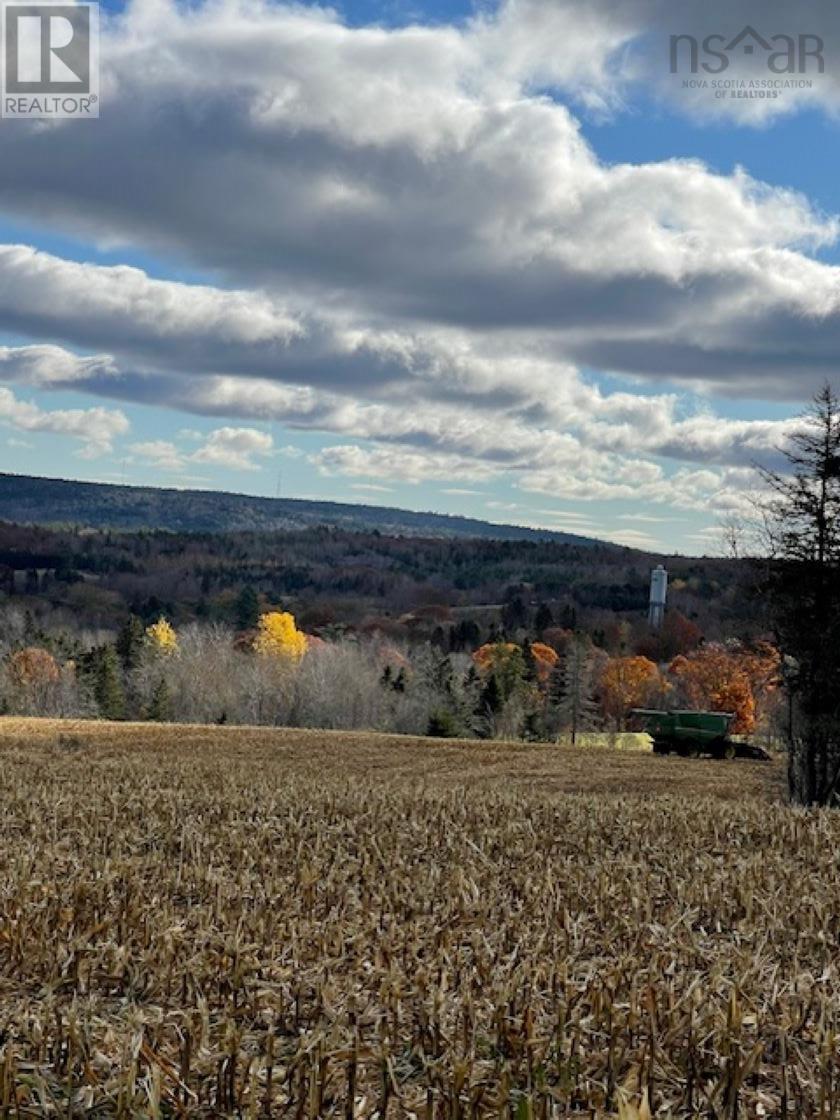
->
[0, 604, 783, 747]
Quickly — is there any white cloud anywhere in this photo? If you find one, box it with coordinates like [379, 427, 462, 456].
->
[311, 444, 500, 485]
[0, 3, 838, 400]
[191, 427, 274, 471]
[478, 0, 840, 125]
[617, 513, 679, 523]
[131, 427, 275, 473]
[129, 440, 186, 472]
[0, 344, 119, 386]
[0, 0, 833, 535]
[0, 388, 128, 458]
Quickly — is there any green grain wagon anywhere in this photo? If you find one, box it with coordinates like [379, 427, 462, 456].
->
[630, 709, 771, 761]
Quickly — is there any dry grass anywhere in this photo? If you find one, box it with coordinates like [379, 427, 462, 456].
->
[3, 717, 837, 1117]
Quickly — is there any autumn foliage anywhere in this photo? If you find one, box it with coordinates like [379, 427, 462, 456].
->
[473, 641, 558, 682]
[253, 611, 308, 662]
[472, 642, 518, 674]
[599, 656, 661, 728]
[667, 643, 780, 736]
[7, 647, 60, 688]
[530, 642, 560, 682]
[145, 617, 179, 655]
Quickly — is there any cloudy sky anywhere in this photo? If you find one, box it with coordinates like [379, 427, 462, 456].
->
[1, 0, 839, 551]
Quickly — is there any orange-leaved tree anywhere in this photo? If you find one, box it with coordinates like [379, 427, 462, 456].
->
[599, 655, 661, 729]
[253, 611, 308, 662]
[472, 642, 527, 702]
[667, 645, 757, 735]
[8, 647, 60, 688]
[6, 647, 63, 715]
[530, 641, 559, 684]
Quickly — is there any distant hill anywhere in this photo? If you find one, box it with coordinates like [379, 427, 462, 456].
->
[0, 473, 605, 546]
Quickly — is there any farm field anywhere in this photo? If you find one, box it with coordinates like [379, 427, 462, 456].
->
[2, 718, 838, 1117]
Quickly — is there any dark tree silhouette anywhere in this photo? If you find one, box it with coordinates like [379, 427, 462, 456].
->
[759, 384, 840, 804]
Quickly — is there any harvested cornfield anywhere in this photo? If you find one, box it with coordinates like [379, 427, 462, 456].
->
[1, 717, 836, 1117]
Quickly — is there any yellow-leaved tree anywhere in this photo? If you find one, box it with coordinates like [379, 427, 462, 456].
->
[146, 617, 178, 656]
[253, 611, 307, 662]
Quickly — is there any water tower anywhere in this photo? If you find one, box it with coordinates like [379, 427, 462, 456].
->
[648, 564, 668, 630]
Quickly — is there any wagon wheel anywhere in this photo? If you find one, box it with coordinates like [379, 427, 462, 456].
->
[722, 742, 737, 761]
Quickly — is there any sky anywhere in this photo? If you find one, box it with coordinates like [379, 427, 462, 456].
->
[1, 0, 840, 553]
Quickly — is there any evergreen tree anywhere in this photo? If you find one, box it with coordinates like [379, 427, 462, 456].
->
[425, 647, 454, 696]
[427, 708, 461, 738]
[501, 594, 528, 635]
[522, 638, 538, 684]
[477, 673, 503, 723]
[449, 618, 481, 652]
[560, 604, 577, 631]
[116, 614, 145, 669]
[534, 602, 553, 636]
[235, 584, 260, 630]
[148, 676, 172, 722]
[760, 384, 840, 804]
[94, 645, 125, 720]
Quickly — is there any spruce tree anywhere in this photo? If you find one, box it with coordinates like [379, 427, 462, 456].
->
[760, 383, 840, 804]
[235, 585, 260, 630]
[116, 615, 145, 669]
[534, 602, 553, 636]
[94, 646, 126, 720]
[148, 677, 172, 722]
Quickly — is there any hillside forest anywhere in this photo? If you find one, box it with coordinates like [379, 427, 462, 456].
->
[0, 519, 783, 743]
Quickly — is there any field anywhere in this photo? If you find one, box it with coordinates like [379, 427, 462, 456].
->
[1, 718, 838, 1117]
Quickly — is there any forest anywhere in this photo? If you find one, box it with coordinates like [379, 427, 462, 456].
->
[0, 516, 783, 744]
[0, 518, 755, 641]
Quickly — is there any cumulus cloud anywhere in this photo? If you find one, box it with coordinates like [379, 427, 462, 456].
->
[475, 0, 840, 124]
[131, 427, 275, 472]
[311, 444, 500, 485]
[129, 440, 187, 473]
[0, 344, 119, 386]
[192, 427, 274, 471]
[0, 388, 128, 458]
[0, 0, 835, 531]
[0, 2, 839, 398]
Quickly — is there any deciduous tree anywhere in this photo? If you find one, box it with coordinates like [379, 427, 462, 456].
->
[146, 617, 178, 656]
[253, 611, 308, 662]
[667, 646, 756, 735]
[599, 656, 660, 729]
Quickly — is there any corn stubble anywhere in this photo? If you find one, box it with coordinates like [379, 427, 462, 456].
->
[0, 718, 835, 1117]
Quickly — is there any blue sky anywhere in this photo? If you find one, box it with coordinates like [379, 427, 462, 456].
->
[1, 0, 839, 552]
